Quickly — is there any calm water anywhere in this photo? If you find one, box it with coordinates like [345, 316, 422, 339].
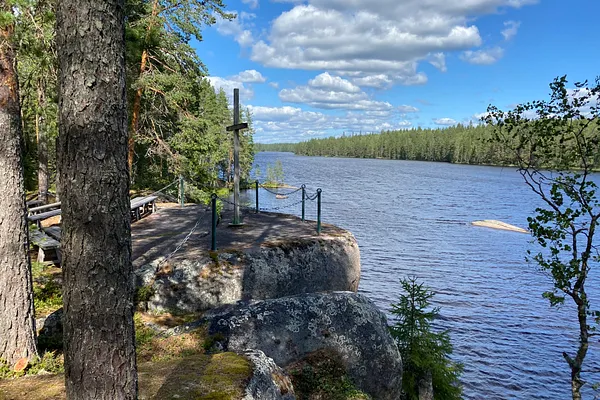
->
[249, 152, 600, 400]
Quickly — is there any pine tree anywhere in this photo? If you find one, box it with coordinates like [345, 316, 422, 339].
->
[389, 277, 462, 400]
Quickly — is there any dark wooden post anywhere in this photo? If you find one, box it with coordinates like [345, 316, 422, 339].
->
[226, 89, 248, 226]
[233, 89, 240, 224]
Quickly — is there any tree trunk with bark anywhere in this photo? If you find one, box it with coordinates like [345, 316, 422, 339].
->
[128, 0, 159, 175]
[0, 14, 38, 366]
[56, 0, 137, 398]
[37, 83, 48, 204]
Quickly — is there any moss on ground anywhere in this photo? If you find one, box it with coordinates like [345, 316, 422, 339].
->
[0, 352, 251, 400]
[288, 349, 371, 400]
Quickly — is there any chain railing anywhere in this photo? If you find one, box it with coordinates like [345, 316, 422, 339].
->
[146, 177, 324, 251]
[157, 206, 211, 267]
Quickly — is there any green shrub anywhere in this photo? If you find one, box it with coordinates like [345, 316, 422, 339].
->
[135, 285, 155, 305]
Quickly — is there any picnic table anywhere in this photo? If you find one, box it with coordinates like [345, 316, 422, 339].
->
[27, 196, 159, 266]
[27, 196, 159, 227]
[130, 196, 158, 221]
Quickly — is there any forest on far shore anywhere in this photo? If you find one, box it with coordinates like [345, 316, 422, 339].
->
[255, 122, 600, 168]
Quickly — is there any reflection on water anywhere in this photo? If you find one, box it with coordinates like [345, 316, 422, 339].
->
[249, 152, 600, 400]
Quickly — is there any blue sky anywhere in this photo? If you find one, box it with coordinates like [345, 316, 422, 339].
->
[195, 0, 598, 143]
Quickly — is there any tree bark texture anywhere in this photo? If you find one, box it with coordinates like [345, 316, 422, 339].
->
[0, 18, 38, 366]
[56, 0, 137, 398]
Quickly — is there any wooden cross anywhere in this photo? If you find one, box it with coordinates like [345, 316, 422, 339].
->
[226, 88, 248, 226]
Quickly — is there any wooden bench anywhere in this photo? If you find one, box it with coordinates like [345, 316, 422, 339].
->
[28, 201, 61, 215]
[43, 226, 62, 241]
[29, 229, 61, 265]
[26, 199, 44, 208]
[130, 195, 158, 221]
[28, 209, 62, 227]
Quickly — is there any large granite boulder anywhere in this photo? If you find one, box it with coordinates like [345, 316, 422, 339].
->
[136, 234, 360, 313]
[201, 291, 402, 400]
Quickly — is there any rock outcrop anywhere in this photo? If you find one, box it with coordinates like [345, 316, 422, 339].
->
[200, 291, 402, 400]
[243, 349, 296, 400]
[135, 234, 360, 313]
[36, 308, 63, 348]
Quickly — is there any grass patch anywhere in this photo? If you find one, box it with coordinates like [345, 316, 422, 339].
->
[135, 313, 208, 363]
[0, 352, 64, 380]
[32, 263, 62, 318]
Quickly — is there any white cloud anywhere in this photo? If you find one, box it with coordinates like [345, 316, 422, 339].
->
[398, 105, 420, 113]
[268, 82, 280, 89]
[434, 117, 457, 126]
[501, 20, 521, 41]
[207, 77, 254, 100]
[429, 53, 447, 72]
[247, 1, 536, 86]
[278, 74, 393, 111]
[242, 0, 259, 9]
[308, 72, 361, 93]
[460, 47, 504, 65]
[350, 74, 394, 89]
[231, 69, 267, 83]
[280, 86, 393, 110]
[215, 11, 255, 47]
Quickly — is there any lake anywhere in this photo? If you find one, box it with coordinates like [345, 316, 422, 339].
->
[248, 151, 600, 399]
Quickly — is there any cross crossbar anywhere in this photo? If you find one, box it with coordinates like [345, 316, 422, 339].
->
[226, 123, 248, 131]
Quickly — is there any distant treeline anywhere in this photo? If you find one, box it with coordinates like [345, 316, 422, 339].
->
[256, 123, 600, 167]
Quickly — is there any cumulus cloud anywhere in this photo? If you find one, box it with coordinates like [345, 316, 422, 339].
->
[207, 77, 254, 100]
[278, 74, 393, 111]
[247, 0, 536, 86]
[231, 69, 267, 83]
[501, 20, 521, 41]
[215, 11, 255, 47]
[308, 72, 361, 93]
[398, 105, 420, 113]
[460, 47, 504, 65]
[434, 117, 457, 126]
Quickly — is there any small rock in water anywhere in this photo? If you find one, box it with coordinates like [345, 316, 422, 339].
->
[471, 220, 528, 233]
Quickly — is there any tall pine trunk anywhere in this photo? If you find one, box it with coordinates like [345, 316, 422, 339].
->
[37, 83, 48, 204]
[0, 11, 37, 366]
[128, 0, 159, 175]
[56, 0, 137, 398]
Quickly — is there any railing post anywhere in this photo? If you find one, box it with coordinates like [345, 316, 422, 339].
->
[255, 180, 259, 213]
[179, 175, 185, 208]
[316, 188, 322, 235]
[211, 194, 217, 251]
[301, 184, 306, 222]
